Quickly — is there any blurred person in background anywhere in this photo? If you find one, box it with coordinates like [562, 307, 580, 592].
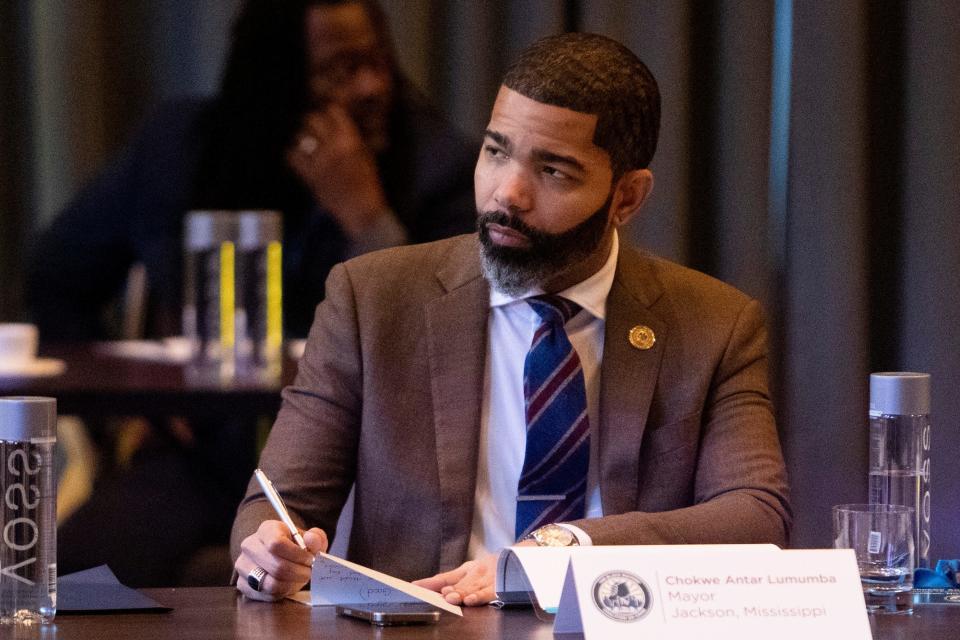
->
[27, 0, 476, 587]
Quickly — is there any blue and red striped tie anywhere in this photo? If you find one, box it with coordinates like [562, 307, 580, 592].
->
[515, 295, 590, 540]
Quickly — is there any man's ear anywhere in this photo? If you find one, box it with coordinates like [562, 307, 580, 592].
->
[609, 169, 654, 227]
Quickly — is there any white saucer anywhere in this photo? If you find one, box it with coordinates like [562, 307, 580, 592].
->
[0, 358, 67, 379]
[95, 338, 191, 364]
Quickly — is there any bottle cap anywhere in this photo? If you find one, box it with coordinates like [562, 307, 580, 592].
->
[185, 211, 238, 250]
[0, 397, 57, 441]
[869, 372, 931, 416]
[238, 210, 282, 249]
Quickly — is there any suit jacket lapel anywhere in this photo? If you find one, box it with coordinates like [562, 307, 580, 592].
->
[598, 245, 666, 516]
[425, 237, 489, 571]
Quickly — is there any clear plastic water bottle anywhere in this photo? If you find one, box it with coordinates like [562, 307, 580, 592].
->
[868, 372, 931, 569]
[183, 211, 239, 382]
[0, 397, 57, 624]
[235, 211, 283, 381]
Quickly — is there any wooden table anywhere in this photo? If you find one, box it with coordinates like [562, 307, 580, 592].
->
[0, 343, 298, 422]
[46, 586, 960, 639]
[55, 587, 554, 639]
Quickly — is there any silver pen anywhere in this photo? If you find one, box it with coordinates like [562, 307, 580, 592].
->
[254, 468, 308, 550]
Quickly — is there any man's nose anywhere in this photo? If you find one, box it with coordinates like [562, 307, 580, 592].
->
[351, 65, 391, 99]
[493, 167, 533, 212]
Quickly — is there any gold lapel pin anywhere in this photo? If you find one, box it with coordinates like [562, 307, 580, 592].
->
[629, 325, 656, 350]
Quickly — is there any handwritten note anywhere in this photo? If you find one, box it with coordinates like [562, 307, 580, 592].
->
[287, 552, 462, 616]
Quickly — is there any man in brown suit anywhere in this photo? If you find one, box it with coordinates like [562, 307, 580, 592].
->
[231, 33, 791, 605]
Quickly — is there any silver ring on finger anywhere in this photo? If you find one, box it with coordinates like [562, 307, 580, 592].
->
[247, 565, 268, 592]
[298, 135, 318, 155]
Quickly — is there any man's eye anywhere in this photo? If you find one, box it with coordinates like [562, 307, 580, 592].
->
[484, 145, 506, 158]
[543, 166, 569, 180]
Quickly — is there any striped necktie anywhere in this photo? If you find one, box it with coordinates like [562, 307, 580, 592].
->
[515, 295, 590, 540]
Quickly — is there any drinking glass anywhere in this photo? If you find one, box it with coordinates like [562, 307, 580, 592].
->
[833, 503, 914, 614]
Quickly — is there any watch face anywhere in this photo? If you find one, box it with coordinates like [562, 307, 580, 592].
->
[538, 525, 575, 546]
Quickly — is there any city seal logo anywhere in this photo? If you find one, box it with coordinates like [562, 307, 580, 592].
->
[592, 571, 652, 622]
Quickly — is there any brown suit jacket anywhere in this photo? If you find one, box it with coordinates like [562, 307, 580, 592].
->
[231, 234, 791, 580]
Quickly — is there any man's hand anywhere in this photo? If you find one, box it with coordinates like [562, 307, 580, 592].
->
[234, 520, 328, 602]
[286, 105, 390, 239]
[412, 541, 534, 607]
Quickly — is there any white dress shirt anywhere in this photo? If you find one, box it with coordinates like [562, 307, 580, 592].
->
[467, 231, 619, 557]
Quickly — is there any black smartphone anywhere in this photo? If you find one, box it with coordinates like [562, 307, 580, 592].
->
[336, 602, 441, 626]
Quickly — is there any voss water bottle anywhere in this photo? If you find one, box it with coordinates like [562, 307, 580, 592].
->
[184, 211, 239, 382]
[0, 397, 57, 624]
[868, 372, 931, 569]
[235, 211, 283, 381]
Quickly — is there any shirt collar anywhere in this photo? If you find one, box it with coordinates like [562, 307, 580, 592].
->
[488, 230, 619, 321]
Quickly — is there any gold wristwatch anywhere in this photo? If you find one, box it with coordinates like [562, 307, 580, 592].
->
[525, 523, 580, 547]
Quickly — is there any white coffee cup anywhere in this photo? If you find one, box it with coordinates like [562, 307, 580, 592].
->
[0, 324, 39, 366]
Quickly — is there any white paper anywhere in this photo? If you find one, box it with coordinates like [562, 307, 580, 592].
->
[497, 546, 578, 612]
[498, 543, 779, 614]
[288, 552, 461, 616]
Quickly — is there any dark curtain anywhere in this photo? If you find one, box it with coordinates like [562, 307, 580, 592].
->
[780, 0, 960, 558]
[0, 1, 32, 319]
[1, 0, 957, 558]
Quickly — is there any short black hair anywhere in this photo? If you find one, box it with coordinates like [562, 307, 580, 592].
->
[502, 32, 660, 176]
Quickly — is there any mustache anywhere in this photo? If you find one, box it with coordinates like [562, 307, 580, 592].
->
[304, 96, 390, 133]
[477, 210, 548, 241]
[351, 98, 389, 120]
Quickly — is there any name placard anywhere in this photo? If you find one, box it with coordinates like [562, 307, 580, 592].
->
[553, 547, 870, 639]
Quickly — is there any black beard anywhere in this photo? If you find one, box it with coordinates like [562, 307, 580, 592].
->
[477, 195, 612, 296]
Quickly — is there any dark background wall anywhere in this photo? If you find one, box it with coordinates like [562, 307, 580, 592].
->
[0, 1, 957, 559]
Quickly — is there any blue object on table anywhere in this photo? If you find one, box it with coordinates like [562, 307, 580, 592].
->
[915, 560, 960, 589]
[59, 565, 172, 614]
